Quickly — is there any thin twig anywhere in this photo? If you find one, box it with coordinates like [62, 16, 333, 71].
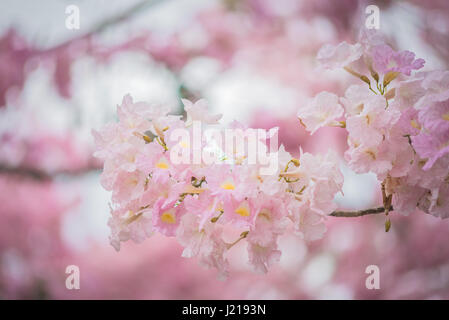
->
[43, 0, 163, 54]
[330, 207, 392, 217]
[0, 164, 100, 180]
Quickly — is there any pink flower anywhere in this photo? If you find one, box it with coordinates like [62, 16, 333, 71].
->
[358, 28, 387, 51]
[114, 136, 146, 173]
[108, 206, 153, 251]
[145, 155, 172, 184]
[396, 107, 421, 137]
[135, 142, 165, 174]
[117, 95, 152, 135]
[394, 75, 427, 110]
[317, 41, 363, 69]
[415, 71, 449, 109]
[199, 231, 229, 279]
[411, 100, 449, 170]
[247, 242, 281, 274]
[344, 140, 393, 177]
[182, 98, 222, 126]
[297, 92, 344, 134]
[427, 183, 449, 219]
[247, 198, 287, 245]
[176, 213, 226, 261]
[345, 94, 400, 146]
[298, 151, 343, 214]
[177, 213, 208, 258]
[412, 133, 449, 171]
[340, 85, 373, 116]
[392, 182, 427, 216]
[372, 44, 425, 76]
[183, 190, 221, 228]
[222, 197, 259, 228]
[406, 154, 449, 190]
[386, 131, 415, 178]
[92, 123, 120, 160]
[111, 171, 146, 205]
[204, 164, 247, 203]
[291, 201, 327, 241]
[341, 92, 404, 178]
[177, 213, 229, 278]
[152, 198, 183, 237]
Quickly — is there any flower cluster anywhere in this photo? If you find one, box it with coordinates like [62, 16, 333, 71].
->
[93, 95, 343, 277]
[299, 31, 449, 219]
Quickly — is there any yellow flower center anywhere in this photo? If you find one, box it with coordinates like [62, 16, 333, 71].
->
[128, 178, 138, 186]
[161, 210, 176, 224]
[235, 203, 250, 217]
[410, 119, 421, 129]
[220, 181, 235, 190]
[156, 160, 169, 169]
[443, 113, 449, 121]
[258, 209, 271, 220]
[180, 141, 190, 148]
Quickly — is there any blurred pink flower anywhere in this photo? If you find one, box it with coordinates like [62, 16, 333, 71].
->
[372, 44, 425, 76]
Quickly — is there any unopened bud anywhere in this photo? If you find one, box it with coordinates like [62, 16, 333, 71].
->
[385, 219, 391, 232]
[360, 75, 371, 85]
[291, 158, 300, 167]
[240, 231, 249, 238]
[383, 72, 399, 87]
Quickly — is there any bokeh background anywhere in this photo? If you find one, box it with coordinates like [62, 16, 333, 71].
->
[1, 0, 449, 299]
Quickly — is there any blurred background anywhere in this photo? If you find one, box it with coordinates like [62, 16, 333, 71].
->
[1, 0, 449, 299]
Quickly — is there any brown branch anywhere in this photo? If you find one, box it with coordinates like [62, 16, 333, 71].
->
[0, 164, 100, 181]
[44, 0, 163, 54]
[330, 207, 392, 217]
[89, 0, 162, 34]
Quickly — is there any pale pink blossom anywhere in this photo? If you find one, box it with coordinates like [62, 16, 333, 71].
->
[177, 213, 229, 278]
[291, 201, 327, 241]
[394, 75, 427, 110]
[406, 154, 449, 190]
[340, 85, 373, 116]
[111, 170, 146, 205]
[247, 198, 287, 247]
[392, 182, 427, 216]
[222, 198, 259, 228]
[176, 213, 228, 278]
[247, 242, 281, 274]
[427, 183, 449, 219]
[412, 100, 449, 170]
[152, 198, 183, 237]
[344, 139, 393, 177]
[345, 94, 400, 147]
[297, 92, 344, 134]
[182, 98, 222, 126]
[108, 206, 153, 251]
[415, 71, 449, 109]
[317, 41, 363, 69]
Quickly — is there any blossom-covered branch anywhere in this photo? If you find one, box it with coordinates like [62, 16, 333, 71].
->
[299, 29, 449, 220]
[93, 29, 449, 278]
[93, 95, 344, 277]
